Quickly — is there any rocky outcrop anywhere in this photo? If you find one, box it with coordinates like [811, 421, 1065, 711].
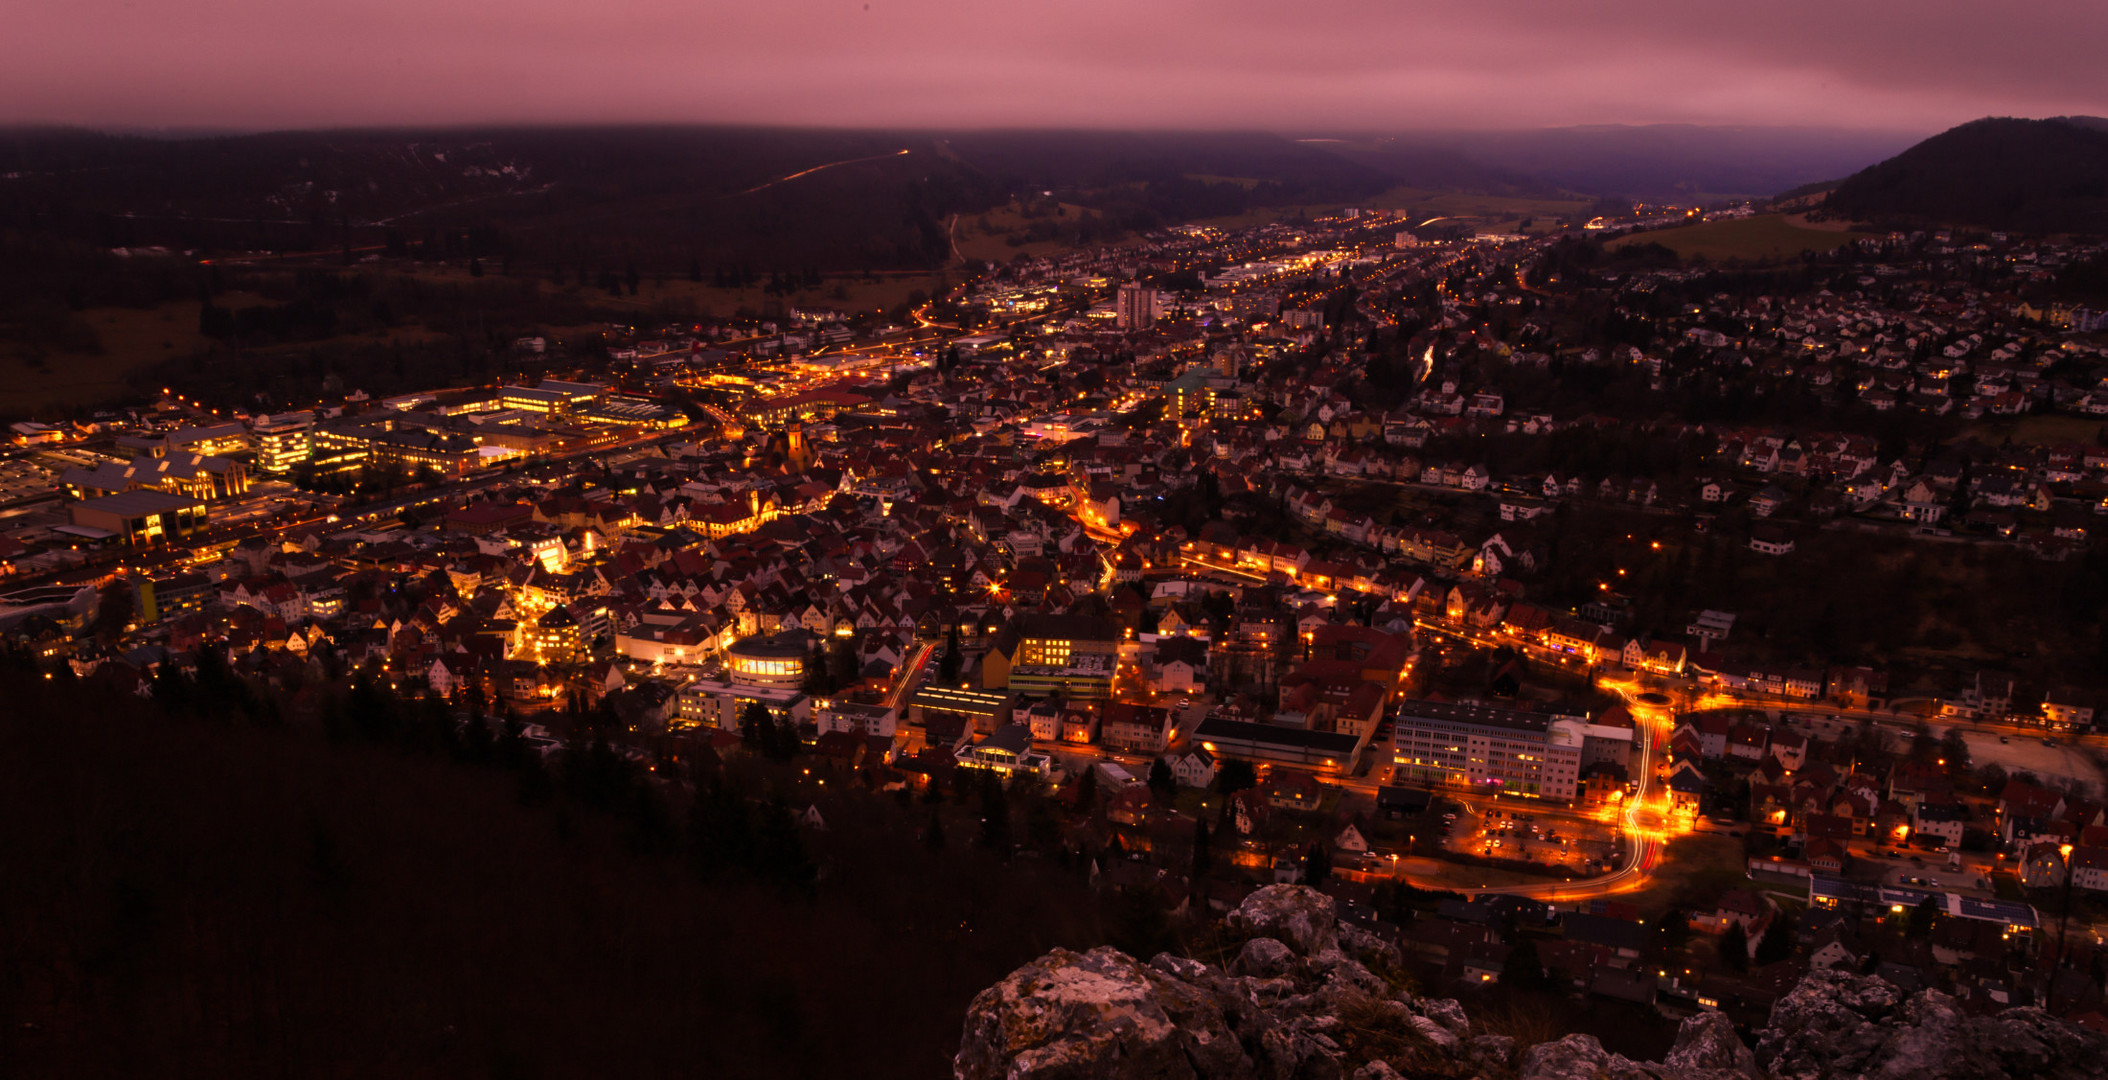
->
[955, 887, 2108, 1080]
[1660, 1012, 1759, 1077]
[949, 946, 1258, 1080]
[1755, 969, 2108, 1080]
[1512, 1013, 1755, 1080]
[956, 885, 1753, 1080]
[1225, 883, 1340, 956]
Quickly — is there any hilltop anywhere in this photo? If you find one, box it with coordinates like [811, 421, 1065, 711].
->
[1432, 124, 1920, 204]
[1820, 117, 2108, 233]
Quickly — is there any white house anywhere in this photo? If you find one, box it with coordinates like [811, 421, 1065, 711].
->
[1151, 637, 1210, 694]
[1334, 821, 1370, 854]
[1170, 747, 1219, 789]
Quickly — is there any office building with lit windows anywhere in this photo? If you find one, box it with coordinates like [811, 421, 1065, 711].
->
[739, 389, 873, 429]
[164, 422, 251, 458]
[1390, 699, 1583, 801]
[310, 414, 481, 475]
[524, 605, 588, 663]
[251, 412, 314, 473]
[499, 379, 605, 414]
[1007, 652, 1115, 700]
[981, 613, 1119, 693]
[676, 679, 810, 732]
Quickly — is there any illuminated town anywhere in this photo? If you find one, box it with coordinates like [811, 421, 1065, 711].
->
[6, 116, 2108, 1073]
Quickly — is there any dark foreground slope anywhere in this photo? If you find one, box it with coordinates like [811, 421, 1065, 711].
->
[1823, 117, 2108, 233]
[0, 673, 1101, 1080]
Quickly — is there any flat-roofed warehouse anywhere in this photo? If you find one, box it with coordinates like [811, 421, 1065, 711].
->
[908, 686, 1015, 736]
[1193, 714, 1365, 772]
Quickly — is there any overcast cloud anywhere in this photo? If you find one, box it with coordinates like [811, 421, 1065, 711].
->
[1, 0, 2101, 132]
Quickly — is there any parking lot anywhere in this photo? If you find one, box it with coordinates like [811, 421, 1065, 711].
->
[1443, 803, 1618, 875]
[1871, 850, 1995, 896]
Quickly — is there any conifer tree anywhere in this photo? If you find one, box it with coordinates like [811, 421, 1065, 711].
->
[1720, 920, 1750, 971]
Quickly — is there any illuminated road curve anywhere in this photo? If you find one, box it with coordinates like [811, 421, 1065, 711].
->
[887, 640, 939, 711]
[731, 149, 911, 197]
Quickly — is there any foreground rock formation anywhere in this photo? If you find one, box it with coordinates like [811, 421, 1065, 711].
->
[1756, 967, 2105, 1080]
[953, 885, 2108, 1080]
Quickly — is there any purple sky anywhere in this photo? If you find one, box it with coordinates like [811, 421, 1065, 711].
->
[5, 0, 2103, 132]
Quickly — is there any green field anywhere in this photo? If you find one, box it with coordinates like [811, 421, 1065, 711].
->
[1629, 834, 1748, 918]
[1610, 214, 1864, 262]
[1966, 412, 2107, 446]
[0, 299, 234, 414]
[951, 200, 1117, 264]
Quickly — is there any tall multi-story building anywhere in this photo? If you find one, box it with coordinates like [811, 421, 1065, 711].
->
[1116, 282, 1157, 330]
[1165, 370, 1217, 418]
[523, 605, 587, 663]
[1390, 699, 1584, 801]
[251, 412, 314, 474]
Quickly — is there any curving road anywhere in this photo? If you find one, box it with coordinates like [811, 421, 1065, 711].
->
[731, 149, 911, 197]
[887, 640, 938, 711]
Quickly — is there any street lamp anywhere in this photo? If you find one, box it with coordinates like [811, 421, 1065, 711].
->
[2049, 842, 2077, 1014]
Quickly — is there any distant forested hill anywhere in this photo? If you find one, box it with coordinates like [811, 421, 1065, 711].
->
[0, 126, 1001, 273]
[0, 122, 1968, 286]
[0, 127, 1403, 277]
[1421, 125, 1920, 202]
[1821, 117, 2108, 233]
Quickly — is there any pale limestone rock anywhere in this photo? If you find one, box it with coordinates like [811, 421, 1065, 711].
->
[1235, 936, 1296, 979]
[1225, 884, 1339, 956]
